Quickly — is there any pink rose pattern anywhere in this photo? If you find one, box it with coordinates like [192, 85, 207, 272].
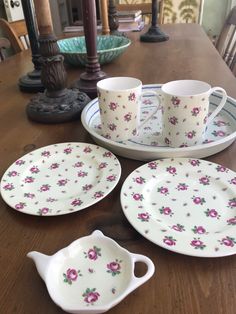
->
[121, 158, 236, 255]
[61, 245, 124, 305]
[1, 143, 120, 215]
[98, 89, 139, 140]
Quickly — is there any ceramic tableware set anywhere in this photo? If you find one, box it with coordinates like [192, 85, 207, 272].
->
[1, 78, 236, 313]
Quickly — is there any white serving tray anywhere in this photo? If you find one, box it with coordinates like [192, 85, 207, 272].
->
[81, 84, 236, 161]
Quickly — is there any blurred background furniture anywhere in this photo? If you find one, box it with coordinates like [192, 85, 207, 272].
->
[216, 5, 236, 75]
[0, 18, 28, 53]
[0, 36, 10, 60]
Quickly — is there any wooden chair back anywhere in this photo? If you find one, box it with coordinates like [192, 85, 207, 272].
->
[0, 37, 10, 61]
[216, 6, 236, 71]
[0, 18, 29, 54]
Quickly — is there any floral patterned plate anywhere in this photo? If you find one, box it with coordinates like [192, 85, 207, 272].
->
[121, 158, 236, 257]
[0, 143, 121, 216]
[27, 230, 155, 313]
[81, 84, 236, 160]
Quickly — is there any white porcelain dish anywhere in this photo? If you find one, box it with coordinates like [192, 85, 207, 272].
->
[0, 143, 121, 216]
[121, 158, 236, 257]
[27, 230, 155, 314]
[81, 84, 236, 160]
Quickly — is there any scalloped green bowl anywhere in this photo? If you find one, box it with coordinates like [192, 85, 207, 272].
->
[58, 35, 131, 67]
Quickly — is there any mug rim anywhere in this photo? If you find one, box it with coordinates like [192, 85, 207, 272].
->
[97, 76, 142, 92]
[162, 79, 212, 97]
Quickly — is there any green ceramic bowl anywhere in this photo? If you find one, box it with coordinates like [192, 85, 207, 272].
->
[57, 35, 131, 67]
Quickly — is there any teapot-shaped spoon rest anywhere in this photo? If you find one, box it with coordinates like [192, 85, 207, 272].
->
[27, 230, 155, 314]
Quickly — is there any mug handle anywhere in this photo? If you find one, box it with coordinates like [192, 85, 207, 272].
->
[206, 87, 227, 126]
[137, 90, 162, 131]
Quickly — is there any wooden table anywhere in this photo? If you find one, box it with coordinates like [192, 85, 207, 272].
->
[0, 24, 236, 314]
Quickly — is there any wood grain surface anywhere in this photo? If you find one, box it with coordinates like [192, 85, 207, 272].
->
[0, 24, 236, 314]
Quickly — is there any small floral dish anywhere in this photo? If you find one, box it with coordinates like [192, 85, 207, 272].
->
[27, 230, 155, 314]
[121, 158, 236, 257]
[0, 143, 121, 216]
[57, 35, 131, 67]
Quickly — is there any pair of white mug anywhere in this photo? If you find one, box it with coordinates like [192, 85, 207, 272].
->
[97, 77, 227, 148]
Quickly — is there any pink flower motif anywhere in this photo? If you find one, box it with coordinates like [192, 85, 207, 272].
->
[3, 183, 14, 190]
[24, 176, 35, 183]
[24, 193, 35, 199]
[84, 246, 101, 260]
[205, 208, 220, 218]
[124, 112, 132, 122]
[39, 184, 51, 192]
[63, 148, 72, 154]
[199, 176, 210, 185]
[212, 130, 226, 137]
[41, 151, 50, 157]
[191, 107, 201, 116]
[192, 226, 206, 234]
[83, 289, 100, 304]
[190, 238, 206, 250]
[128, 92, 136, 101]
[189, 159, 200, 166]
[107, 259, 122, 276]
[98, 162, 107, 169]
[15, 202, 26, 210]
[74, 161, 84, 167]
[82, 184, 93, 191]
[57, 179, 68, 186]
[50, 163, 59, 169]
[192, 196, 205, 205]
[109, 102, 118, 111]
[133, 176, 146, 184]
[132, 193, 144, 201]
[30, 166, 40, 174]
[176, 183, 188, 191]
[227, 217, 236, 225]
[71, 198, 83, 206]
[77, 171, 88, 177]
[103, 151, 113, 158]
[83, 146, 92, 153]
[166, 166, 177, 175]
[228, 198, 236, 208]
[213, 120, 228, 127]
[163, 236, 176, 246]
[108, 123, 117, 131]
[172, 224, 185, 232]
[38, 207, 50, 215]
[7, 171, 18, 177]
[159, 206, 173, 216]
[138, 212, 150, 222]
[157, 186, 169, 195]
[93, 191, 104, 199]
[171, 96, 180, 107]
[63, 269, 82, 285]
[216, 165, 228, 172]
[107, 175, 116, 182]
[148, 161, 158, 169]
[186, 130, 196, 139]
[15, 159, 25, 165]
[219, 236, 236, 247]
[142, 99, 153, 105]
[229, 177, 236, 185]
[169, 116, 178, 125]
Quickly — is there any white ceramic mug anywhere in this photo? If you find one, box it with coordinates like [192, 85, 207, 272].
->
[97, 77, 160, 141]
[160, 80, 227, 147]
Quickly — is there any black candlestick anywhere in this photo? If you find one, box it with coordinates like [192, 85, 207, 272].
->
[140, 0, 169, 42]
[108, 0, 126, 37]
[18, 0, 44, 92]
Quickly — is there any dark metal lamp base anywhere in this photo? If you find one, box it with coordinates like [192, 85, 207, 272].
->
[18, 70, 45, 93]
[140, 26, 169, 42]
[26, 88, 91, 123]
